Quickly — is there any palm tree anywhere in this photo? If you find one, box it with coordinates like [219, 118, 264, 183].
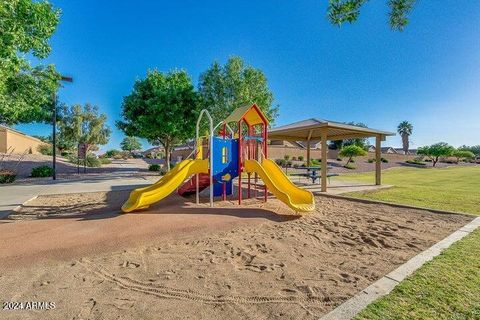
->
[397, 121, 413, 155]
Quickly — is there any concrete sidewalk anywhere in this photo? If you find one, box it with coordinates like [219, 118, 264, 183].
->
[0, 175, 157, 219]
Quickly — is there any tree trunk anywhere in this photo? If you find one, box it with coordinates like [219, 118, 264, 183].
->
[432, 156, 438, 167]
[164, 140, 171, 171]
[402, 134, 409, 155]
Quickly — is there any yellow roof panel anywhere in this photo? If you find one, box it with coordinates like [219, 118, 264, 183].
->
[224, 104, 268, 126]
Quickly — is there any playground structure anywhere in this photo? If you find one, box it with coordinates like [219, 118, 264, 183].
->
[121, 104, 315, 213]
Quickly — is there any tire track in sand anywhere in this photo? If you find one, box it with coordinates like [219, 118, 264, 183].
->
[79, 260, 344, 306]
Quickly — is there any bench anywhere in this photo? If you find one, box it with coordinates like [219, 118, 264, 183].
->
[291, 172, 339, 184]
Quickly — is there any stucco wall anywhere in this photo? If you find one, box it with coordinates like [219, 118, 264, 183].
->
[0, 127, 48, 154]
[0, 128, 7, 154]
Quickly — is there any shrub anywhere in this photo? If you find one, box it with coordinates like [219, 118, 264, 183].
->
[339, 145, 367, 165]
[86, 155, 101, 167]
[381, 157, 389, 163]
[99, 158, 111, 165]
[104, 149, 121, 158]
[367, 158, 375, 163]
[291, 156, 297, 161]
[0, 170, 16, 184]
[68, 154, 102, 167]
[310, 159, 321, 166]
[31, 165, 54, 177]
[275, 159, 286, 167]
[343, 164, 356, 170]
[336, 157, 343, 161]
[297, 155, 304, 161]
[452, 149, 475, 163]
[149, 164, 161, 171]
[37, 144, 53, 156]
[284, 155, 290, 161]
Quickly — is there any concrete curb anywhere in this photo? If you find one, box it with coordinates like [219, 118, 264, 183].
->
[316, 192, 473, 217]
[321, 216, 480, 320]
[12, 195, 38, 212]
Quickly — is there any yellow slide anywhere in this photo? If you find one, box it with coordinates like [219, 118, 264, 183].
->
[244, 159, 315, 213]
[121, 159, 209, 213]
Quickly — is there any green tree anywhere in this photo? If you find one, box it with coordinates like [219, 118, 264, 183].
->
[32, 135, 51, 143]
[117, 70, 200, 170]
[198, 56, 278, 126]
[459, 145, 480, 156]
[452, 150, 475, 163]
[329, 122, 369, 150]
[328, 0, 416, 31]
[58, 103, 111, 152]
[339, 145, 367, 165]
[417, 142, 455, 167]
[120, 136, 142, 153]
[0, 0, 61, 125]
[397, 120, 413, 155]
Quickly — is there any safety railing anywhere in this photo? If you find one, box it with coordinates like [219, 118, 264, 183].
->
[195, 110, 214, 207]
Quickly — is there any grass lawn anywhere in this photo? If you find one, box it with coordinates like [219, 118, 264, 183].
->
[338, 165, 480, 215]
[334, 165, 480, 320]
[355, 229, 480, 320]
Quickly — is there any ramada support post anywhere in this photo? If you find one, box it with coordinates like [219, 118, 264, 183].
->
[321, 129, 328, 192]
[263, 122, 268, 202]
[376, 134, 382, 185]
[238, 120, 242, 205]
[306, 130, 313, 166]
[247, 125, 251, 199]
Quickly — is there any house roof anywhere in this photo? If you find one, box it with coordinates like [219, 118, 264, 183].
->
[268, 118, 394, 141]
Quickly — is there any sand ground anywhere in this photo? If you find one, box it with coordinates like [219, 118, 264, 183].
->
[0, 192, 472, 319]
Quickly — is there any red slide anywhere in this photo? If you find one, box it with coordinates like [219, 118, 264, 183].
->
[178, 173, 211, 197]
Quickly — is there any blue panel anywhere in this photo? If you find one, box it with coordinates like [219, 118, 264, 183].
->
[211, 137, 238, 198]
[212, 137, 238, 182]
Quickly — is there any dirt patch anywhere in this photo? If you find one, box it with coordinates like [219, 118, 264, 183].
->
[0, 192, 472, 319]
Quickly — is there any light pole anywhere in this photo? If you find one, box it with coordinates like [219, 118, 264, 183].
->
[52, 75, 73, 180]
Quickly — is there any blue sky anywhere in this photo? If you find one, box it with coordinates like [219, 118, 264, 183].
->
[16, 0, 480, 151]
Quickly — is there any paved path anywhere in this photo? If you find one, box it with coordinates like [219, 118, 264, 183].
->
[1, 175, 390, 219]
[0, 175, 157, 219]
[291, 178, 393, 195]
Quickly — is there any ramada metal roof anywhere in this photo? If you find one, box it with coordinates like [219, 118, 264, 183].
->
[268, 118, 395, 141]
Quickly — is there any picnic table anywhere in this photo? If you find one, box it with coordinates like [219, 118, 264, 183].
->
[291, 166, 338, 184]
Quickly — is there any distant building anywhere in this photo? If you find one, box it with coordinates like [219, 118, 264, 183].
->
[0, 125, 48, 155]
[368, 145, 399, 154]
[394, 148, 418, 155]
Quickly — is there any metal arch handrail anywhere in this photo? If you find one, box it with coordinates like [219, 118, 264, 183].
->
[213, 121, 234, 138]
[195, 109, 214, 207]
[185, 145, 197, 161]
